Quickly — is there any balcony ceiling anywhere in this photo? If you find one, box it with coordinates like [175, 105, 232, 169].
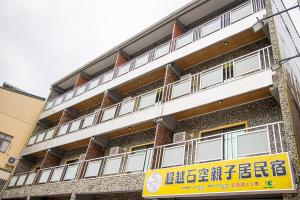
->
[53, 0, 237, 90]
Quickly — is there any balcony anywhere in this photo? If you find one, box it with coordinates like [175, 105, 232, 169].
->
[23, 46, 274, 155]
[6, 122, 285, 194]
[39, 0, 267, 120]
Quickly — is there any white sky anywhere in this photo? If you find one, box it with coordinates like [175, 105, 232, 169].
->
[0, 0, 299, 98]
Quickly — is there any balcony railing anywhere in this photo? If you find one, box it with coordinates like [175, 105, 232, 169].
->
[164, 46, 273, 102]
[27, 46, 273, 146]
[44, 0, 266, 111]
[8, 121, 284, 189]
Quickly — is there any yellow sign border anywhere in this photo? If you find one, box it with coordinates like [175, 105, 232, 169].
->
[143, 153, 296, 199]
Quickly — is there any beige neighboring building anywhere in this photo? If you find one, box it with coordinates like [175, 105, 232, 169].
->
[0, 83, 44, 189]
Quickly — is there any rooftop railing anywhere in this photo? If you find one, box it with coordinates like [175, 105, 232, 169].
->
[8, 121, 284, 189]
[27, 45, 273, 146]
[44, 0, 266, 111]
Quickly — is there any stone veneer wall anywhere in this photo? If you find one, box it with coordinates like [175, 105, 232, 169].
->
[59, 146, 87, 165]
[176, 97, 282, 137]
[105, 128, 156, 156]
[123, 79, 164, 98]
[265, 0, 300, 199]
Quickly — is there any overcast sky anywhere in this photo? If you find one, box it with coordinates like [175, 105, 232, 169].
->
[0, 0, 299, 98]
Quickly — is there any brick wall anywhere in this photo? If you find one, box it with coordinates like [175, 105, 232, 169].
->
[74, 73, 89, 88]
[85, 140, 105, 160]
[40, 151, 61, 169]
[58, 110, 75, 125]
[114, 52, 129, 68]
[172, 21, 185, 40]
[153, 123, 173, 147]
[100, 92, 116, 109]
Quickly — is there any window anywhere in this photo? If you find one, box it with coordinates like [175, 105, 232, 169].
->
[65, 158, 79, 164]
[0, 133, 12, 153]
[198, 123, 247, 161]
[131, 143, 154, 152]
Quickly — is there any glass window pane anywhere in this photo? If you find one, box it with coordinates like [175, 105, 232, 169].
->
[82, 114, 96, 128]
[231, 2, 252, 23]
[76, 84, 86, 96]
[68, 119, 82, 133]
[57, 124, 69, 136]
[135, 53, 149, 68]
[16, 174, 27, 186]
[50, 167, 64, 182]
[119, 100, 135, 116]
[201, 67, 223, 88]
[139, 92, 157, 109]
[126, 151, 146, 173]
[237, 130, 269, 157]
[102, 106, 117, 122]
[0, 140, 10, 152]
[85, 160, 102, 178]
[35, 132, 46, 143]
[202, 17, 221, 37]
[44, 129, 55, 140]
[28, 135, 37, 146]
[54, 96, 64, 106]
[117, 63, 131, 77]
[176, 31, 194, 49]
[102, 71, 114, 83]
[38, 169, 51, 183]
[64, 90, 75, 101]
[196, 138, 222, 162]
[25, 172, 36, 185]
[162, 145, 185, 167]
[103, 157, 122, 175]
[8, 176, 18, 187]
[88, 78, 100, 90]
[63, 164, 79, 181]
[234, 53, 260, 77]
[154, 43, 170, 59]
[171, 79, 192, 99]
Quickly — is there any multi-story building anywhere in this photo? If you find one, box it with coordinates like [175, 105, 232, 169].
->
[2, 0, 300, 199]
[0, 83, 44, 191]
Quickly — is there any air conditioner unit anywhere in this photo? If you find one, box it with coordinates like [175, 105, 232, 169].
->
[6, 157, 17, 166]
[180, 73, 191, 80]
[79, 154, 86, 161]
[109, 147, 124, 156]
[173, 132, 190, 143]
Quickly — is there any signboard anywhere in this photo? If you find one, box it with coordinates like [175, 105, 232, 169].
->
[143, 153, 295, 198]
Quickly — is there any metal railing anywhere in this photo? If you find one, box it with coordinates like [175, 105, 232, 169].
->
[27, 45, 273, 146]
[44, 0, 266, 111]
[9, 121, 283, 189]
[164, 46, 273, 102]
[152, 122, 284, 169]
